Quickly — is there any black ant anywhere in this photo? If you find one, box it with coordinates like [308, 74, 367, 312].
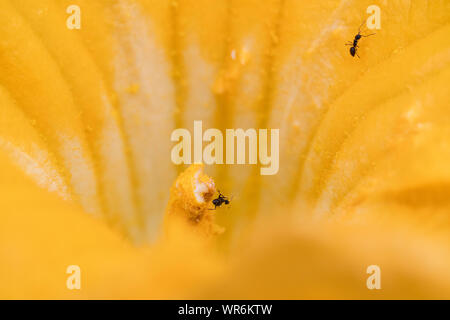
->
[209, 191, 230, 210]
[345, 22, 376, 58]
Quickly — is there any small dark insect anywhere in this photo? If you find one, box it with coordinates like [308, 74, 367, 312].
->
[209, 190, 230, 210]
[345, 22, 376, 58]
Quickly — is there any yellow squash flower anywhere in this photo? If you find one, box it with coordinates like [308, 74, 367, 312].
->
[0, 0, 450, 299]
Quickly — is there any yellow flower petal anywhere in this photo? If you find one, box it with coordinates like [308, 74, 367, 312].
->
[1, 0, 450, 299]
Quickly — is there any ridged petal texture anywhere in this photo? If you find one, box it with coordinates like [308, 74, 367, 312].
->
[0, 0, 450, 299]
